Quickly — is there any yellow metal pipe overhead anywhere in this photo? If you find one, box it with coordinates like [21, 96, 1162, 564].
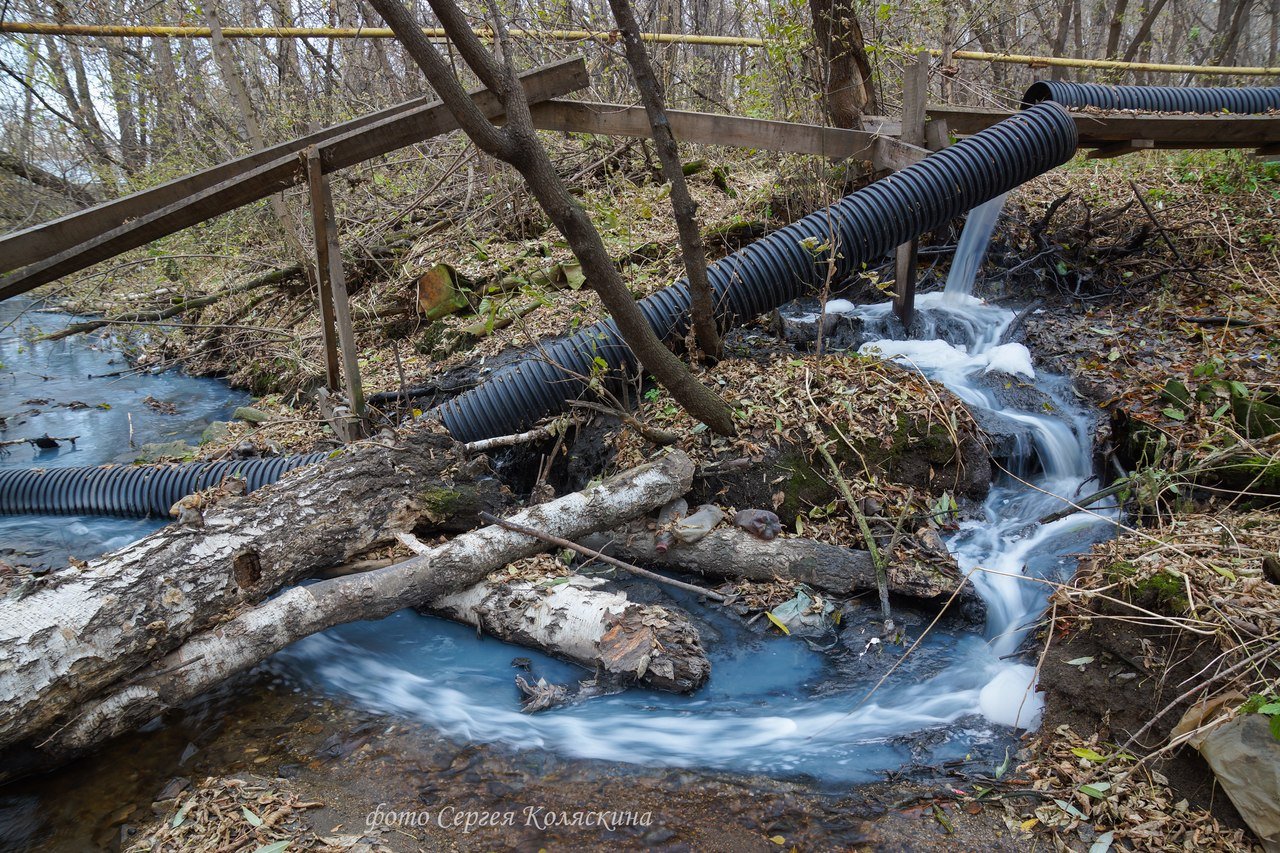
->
[2, 21, 1279, 75]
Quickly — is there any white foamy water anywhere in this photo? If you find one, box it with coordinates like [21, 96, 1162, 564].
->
[269, 204, 1117, 784]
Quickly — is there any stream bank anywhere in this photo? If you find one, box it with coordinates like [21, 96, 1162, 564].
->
[4, 156, 1276, 851]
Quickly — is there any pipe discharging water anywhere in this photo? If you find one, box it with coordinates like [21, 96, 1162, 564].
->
[436, 103, 1079, 443]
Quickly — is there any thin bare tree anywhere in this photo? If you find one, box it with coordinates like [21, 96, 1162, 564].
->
[364, 0, 735, 435]
[607, 0, 722, 360]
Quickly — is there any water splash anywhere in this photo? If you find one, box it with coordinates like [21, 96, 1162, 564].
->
[944, 194, 1008, 300]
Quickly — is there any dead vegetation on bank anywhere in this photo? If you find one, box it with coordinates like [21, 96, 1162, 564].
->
[973, 154, 1280, 852]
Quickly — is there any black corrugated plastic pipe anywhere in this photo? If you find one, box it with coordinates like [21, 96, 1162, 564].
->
[1022, 80, 1280, 113]
[0, 452, 330, 518]
[436, 102, 1080, 443]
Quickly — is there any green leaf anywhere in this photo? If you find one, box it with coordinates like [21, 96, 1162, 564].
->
[253, 843, 291, 853]
[539, 577, 571, 588]
[1079, 782, 1111, 798]
[765, 611, 791, 635]
[1054, 798, 1088, 820]
[1211, 564, 1237, 581]
[1258, 702, 1280, 715]
[1161, 406, 1186, 421]
[242, 807, 264, 827]
[1071, 746, 1107, 762]
[1271, 714, 1280, 742]
[1089, 830, 1115, 853]
[171, 800, 194, 828]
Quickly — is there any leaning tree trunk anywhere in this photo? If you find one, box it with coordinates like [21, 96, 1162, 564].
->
[0, 426, 501, 754]
[0, 451, 694, 780]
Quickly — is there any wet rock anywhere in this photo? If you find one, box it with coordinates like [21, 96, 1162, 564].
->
[200, 421, 232, 445]
[232, 406, 271, 424]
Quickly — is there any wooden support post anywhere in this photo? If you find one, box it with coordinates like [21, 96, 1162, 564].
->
[925, 117, 952, 152]
[894, 52, 929, 329]
[894, 237, 918, 329]
[307, 150, 342, 396]
[307, 146, 365, 439]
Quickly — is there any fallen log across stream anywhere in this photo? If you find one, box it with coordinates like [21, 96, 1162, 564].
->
[581, 522, 986, 621]
[0, 436, 696, 781]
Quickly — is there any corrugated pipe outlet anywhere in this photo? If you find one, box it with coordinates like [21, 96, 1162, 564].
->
[0, 452, 330, 518]
[436, 102, 1080, 443]
[1023, 80, 1280, 113]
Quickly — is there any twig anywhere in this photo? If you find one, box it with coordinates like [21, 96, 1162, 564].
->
[478, 511, 725, 602]
[1129, 180, 1200, 283]
[810, 427, 892, 630]
[1038, 479, 1127, 524]
[0, 434, 78, 450]
[568, 399, 679, 445]
[462, 419, 564, 453]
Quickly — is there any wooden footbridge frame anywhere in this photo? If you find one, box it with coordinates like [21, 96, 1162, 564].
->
[2, 52, 1277, 435]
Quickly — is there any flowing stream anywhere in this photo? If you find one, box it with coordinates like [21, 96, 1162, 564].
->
[268, 202, 1117, 783]
[1, 201, 1118, 790]
[0, 299, 248, 567]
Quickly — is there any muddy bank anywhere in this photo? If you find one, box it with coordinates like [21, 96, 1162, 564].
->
[4, 664, 1031, 852]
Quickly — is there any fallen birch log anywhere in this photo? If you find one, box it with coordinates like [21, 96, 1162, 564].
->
[0, 427, 501, 754]
[581, 523, 986, 619]
[428, 572, 708, 693]
[2, 450, 694, 777]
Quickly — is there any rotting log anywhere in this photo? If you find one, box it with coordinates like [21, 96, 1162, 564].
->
[0, 426, 502, 755]
[427, 574, 708, 693]
[0, 450, 694, 779]
[581, 523, 985, 620]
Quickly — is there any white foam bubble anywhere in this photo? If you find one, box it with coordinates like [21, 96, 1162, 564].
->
[978, 664, 1043, 729]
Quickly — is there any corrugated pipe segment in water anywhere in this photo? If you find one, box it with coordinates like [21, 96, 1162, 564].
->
[1022, 80, 1280, 113]
[436, 102, 1080, 442]
[0, 452, 330, 518]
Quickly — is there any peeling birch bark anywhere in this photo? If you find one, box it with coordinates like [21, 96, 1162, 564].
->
[2, 450, 693, 777]
[429, 574, 709, 693]
[0, 427, 500, 754]
[581, 523, 986, 619]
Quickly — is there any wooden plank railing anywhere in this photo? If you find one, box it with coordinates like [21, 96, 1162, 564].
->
[0, 57, 588, 300]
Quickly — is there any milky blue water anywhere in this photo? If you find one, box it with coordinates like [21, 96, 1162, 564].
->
[0, 298, 248, 566]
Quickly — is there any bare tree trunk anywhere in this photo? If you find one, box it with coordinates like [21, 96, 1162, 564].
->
[1050, 0, 1075, 80]
[808, 0, 875, 127]
[42, 36, 117, 173]
[0, 150, 99, 205]
[0, 429, 499, 754]
[1104, 0, 1132, 59]
[1121, 0, 1171, 63]
[1271, 0, 1279, 66]
[365, 0, 735, 436]
[581, 524, 984, 617]
[205, 4, 313, 271]
[607, 0, 722, 360]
